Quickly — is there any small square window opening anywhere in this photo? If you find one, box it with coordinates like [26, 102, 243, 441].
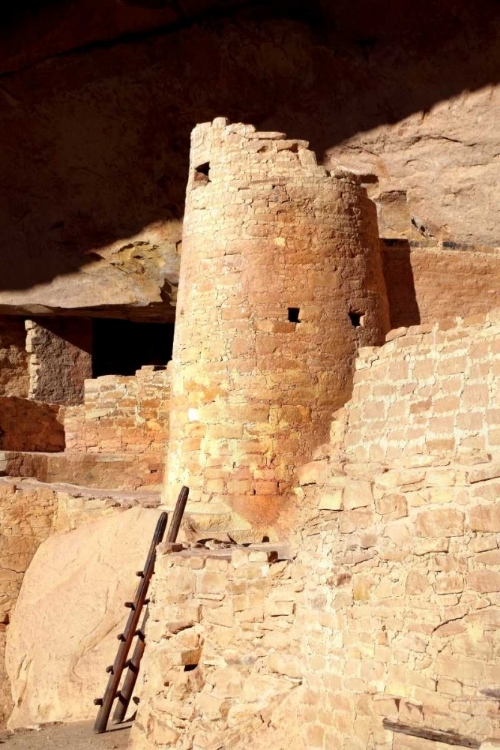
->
[288, 307, 301, 323]
[193, 162, 211, 185]
[349, 311, 364, 328]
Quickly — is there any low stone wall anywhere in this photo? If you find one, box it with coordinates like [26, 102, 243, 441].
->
[1, 450, 163, 490]
[292, 454, 500, 749]
[342, 308, 500, 462]
[0, 397, 64, 452]
[65, 365, 170, 455]
[382, 242, 500, 330]
[130, 545, 302, 750]
[131, 461, 500, 750]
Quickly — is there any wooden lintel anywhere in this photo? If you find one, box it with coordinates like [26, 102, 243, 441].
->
[382, 719, 481, 748]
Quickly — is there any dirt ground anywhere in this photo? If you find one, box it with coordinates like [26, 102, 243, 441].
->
[0, 721, 131, 749]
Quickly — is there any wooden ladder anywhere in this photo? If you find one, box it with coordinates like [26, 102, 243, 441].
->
[93, 486, 189, 734]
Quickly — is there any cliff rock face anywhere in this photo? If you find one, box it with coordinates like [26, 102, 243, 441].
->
[6, 506, 163, 729]
[0, 0, 497, 319]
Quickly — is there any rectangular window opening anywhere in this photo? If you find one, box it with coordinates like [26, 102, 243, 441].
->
[92, 319, 175, 378]
[288, 307, 301, 323]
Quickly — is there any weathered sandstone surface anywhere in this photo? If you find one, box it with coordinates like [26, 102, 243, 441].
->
[0, 2, 497, 317]
[6, 506, 163, 730]
[131, 310, 500, 750]
[0, 477, 157, 727]
[0, 319, 28, 398]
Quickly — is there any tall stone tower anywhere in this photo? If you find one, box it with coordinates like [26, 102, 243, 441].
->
[165, 118, 389, 530]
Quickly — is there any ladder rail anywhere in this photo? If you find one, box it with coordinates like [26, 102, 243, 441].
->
[93, 510, 169, 734]
[111, 486, 189, 725]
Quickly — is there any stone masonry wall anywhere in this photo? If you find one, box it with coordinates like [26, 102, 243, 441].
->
[0, 317, 28, 399]
[64, 365, 170, 455]
[287, 457, 500, 749]
[166, 118, 389, 529]
[0, 397, 65, 452]
[382, 242, 500, 330]
[26, 318, 92, 406]
[339, 308, 500, 462]
[130, 546, 304, 750]
[289, 311, 500, 748]
[132, 311, 500, 750]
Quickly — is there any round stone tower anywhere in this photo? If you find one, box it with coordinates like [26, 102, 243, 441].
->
[165, 118, 389, 530]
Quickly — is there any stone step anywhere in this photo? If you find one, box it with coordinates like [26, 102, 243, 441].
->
[0, 473, 259, 542]
[0, 475, 161, 508]
[0, 450, 163, 491]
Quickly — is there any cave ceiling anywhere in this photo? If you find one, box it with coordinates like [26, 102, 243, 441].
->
[0, 0, 498, 318]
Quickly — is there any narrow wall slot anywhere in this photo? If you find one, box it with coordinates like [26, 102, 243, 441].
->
[288, 307, 301, 323]
[349, 311, 364, 328]
[194, 162, 211, 185]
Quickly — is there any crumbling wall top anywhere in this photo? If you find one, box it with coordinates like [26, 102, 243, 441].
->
[188, 117, 363, 188]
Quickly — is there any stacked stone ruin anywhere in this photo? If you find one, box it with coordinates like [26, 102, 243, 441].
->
[165, 118, 389, 530]
[1, 119, 500, 750]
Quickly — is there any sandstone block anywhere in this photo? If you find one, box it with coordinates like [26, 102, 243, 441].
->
[415, 508, 464, 537]
[375, 494, 408, 518]
[268, 654, 303, 679]
[211, 667, 243, 699]
[414, 537, 450, 555]
[469, 464, 500, 484]
[231, 548, 251, 568]
[196, 571, 227, 594]
[470, 505, 500, 532]
[197, 693, 231, 721]
[468, 570, 500, 593]
[426, 487, 455, 504]
[406, 571, 429, 595]
[318, 489, 343, 511]
[297, 460, 330, 486]
[434, 572, 464, 594]
[203, 606, 233, 628]
[227, 703, 267, 728]
[474, 549, 500, 564]
[344, 480, 373, 510]
[339, 508, 375, 533]
[248, 549, 275, 563]
[353, 576, 372, 601]
[265, 599, 294, 617]
[386, 327, 408, 341]
[470, 536, 498, 553]
[148, 715, 180, 746]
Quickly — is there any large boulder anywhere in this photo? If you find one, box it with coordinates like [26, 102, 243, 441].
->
[5, 506, 163, 729]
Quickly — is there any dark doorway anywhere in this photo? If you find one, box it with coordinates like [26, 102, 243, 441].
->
[92, 319, 175, 377]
